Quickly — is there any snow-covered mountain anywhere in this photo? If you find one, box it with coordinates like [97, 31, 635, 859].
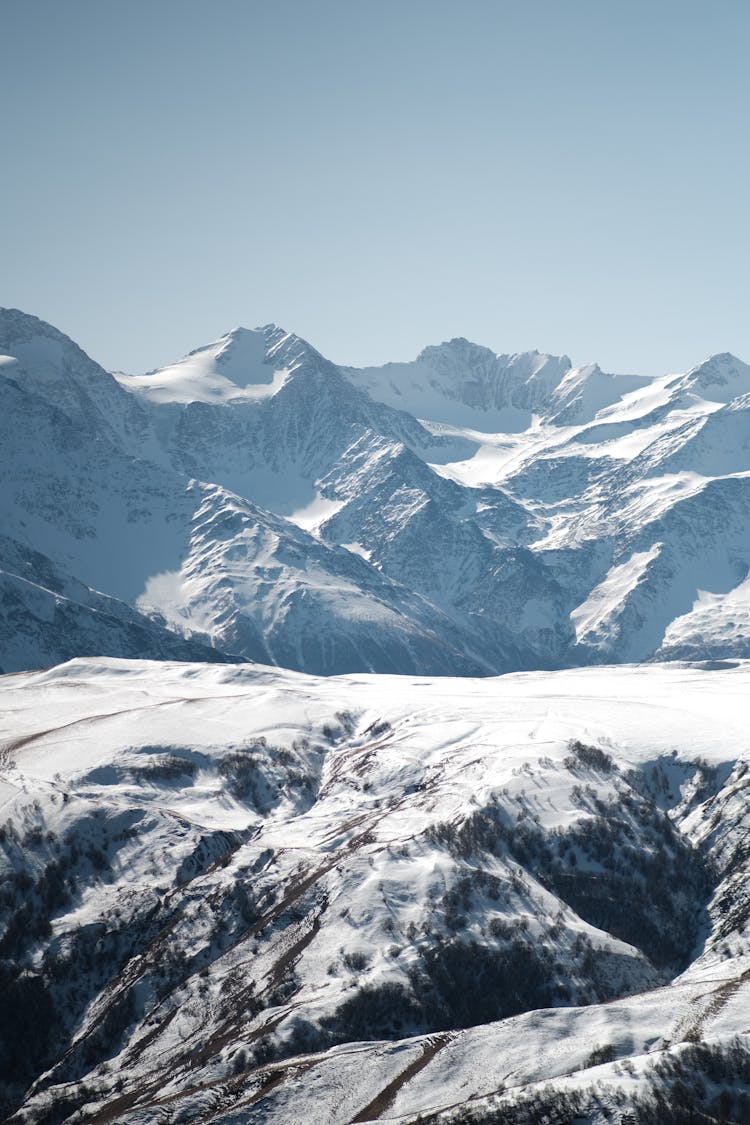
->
[0, 312, 497, 675]
[3, 304, 750, 675]
[347, 340, 651, 431]
[0, 536, 230, 672]
[5, 307, 750, 1122]
[2, 657, 750, 1122]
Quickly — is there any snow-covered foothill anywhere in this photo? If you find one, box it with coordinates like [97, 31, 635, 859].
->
[1, 659, 750, 1122]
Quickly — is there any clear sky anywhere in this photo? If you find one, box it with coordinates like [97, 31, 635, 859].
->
[3, 0, 749, 376]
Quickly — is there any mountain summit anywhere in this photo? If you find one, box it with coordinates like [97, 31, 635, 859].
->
[2, 306, 750, 674]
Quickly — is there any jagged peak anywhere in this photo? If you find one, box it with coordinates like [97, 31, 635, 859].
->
[556, 361, 603, 386]
[182, 324, 272, 361]
[0, 307, 86, 355]
[121, 319, 331, 404]
[417, 337, 506, 367]
[678, 351, 750, 404]
[685, 351, 748, 377]
[195, 322, 327, 368]
[416, 336, 572, 380]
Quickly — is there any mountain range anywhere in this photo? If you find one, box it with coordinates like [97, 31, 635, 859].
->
[3, 305, 750, 677]
[4, 309, 750, 1124]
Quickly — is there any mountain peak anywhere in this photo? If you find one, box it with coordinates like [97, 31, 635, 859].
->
[213, 323, 280, 349]
[120, 325, 297, 404]
[416, 337, 498, 367]
[0, 307, 79, 354]
[679, 352, 750, 403]
[0, 310, 128, 401]
[688, 351, 746, 373]
[210, 326, 277, 386]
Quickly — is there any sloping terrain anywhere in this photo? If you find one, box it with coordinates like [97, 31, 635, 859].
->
[0, 536, 232, 673]
[4, 304, 750, 675]
[1, 658, 749, 1122]
[4, 308, 750, 1124]
[0, 312, 503, 675]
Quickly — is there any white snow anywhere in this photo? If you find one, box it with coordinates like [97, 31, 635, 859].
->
[4, 658, 750, 1123]
[287, 492, 345, 532]
[660, 567, 750, 657]
[341, 541, 372, 561]
[5, 304, 750, 702]
[571, 544, 662, 645]
[116, 328, 291, 403]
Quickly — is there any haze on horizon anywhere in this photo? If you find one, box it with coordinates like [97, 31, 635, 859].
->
[3, 0, 749, 378]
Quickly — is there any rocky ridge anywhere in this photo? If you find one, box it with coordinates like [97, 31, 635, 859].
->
[3, 306, 750, 675]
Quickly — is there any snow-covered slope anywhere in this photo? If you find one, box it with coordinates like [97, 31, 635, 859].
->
[4, 303, 750, 675]
[119, 318, 750, 673]
[116, 326, 294, 404]
[348, 342, 651, 433]
[0, 536, 232, 672]
[346, 341, 572, 431]
[2, 658, 750, 1123]
[0, 311, 502, 675]
[0, 308, 151, 451]
[137, 480, 506, 676]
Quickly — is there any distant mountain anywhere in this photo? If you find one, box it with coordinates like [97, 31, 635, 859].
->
[3, 304, 750, 673]
[347, 340, 650, 430]
[0, 536, 230, 672]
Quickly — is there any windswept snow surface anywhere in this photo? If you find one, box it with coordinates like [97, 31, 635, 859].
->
[116, 327, 293, 404]
[2, 659, 750, 1122]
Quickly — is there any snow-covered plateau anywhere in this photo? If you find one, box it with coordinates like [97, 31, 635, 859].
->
[3, 307, 750, 1121]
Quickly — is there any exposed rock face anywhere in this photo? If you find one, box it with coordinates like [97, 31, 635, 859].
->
[3, 304, 750, 675]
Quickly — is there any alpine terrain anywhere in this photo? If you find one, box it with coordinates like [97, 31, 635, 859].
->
[2, 307, 750, 1123]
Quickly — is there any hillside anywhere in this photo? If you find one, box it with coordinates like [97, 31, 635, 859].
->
[1, 658, 749, 1122]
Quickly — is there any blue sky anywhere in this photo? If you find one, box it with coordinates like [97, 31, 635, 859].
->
[3, 0, 749, 375]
